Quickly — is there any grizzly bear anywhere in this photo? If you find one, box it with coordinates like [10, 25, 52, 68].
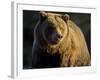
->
[32, 11, 90, 68]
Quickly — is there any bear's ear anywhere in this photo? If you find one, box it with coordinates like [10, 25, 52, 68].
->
[62, 14, 70, 22]
[39, 11, 47, 22]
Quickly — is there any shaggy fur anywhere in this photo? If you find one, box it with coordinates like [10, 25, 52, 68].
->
[32, 12, 90, 68]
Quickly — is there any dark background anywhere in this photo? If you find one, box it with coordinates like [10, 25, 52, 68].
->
[23, 10, 91, 69]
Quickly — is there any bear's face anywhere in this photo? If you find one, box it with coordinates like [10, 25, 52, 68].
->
[39, 12, 69, 45]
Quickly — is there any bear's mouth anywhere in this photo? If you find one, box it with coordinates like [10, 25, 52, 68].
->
[51, 38, 61, 44]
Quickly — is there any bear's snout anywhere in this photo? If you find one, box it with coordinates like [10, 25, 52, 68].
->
[57, 34, 63, 39]
[52, 32, 63, 43]
[54, 32, 63, 40]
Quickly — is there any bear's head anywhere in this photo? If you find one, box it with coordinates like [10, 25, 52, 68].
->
[37, 12, 69, 46]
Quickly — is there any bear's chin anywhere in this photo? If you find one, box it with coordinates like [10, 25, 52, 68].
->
[49, 39, 61, 45]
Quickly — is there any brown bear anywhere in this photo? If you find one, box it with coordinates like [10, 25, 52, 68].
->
[32, 11, 90, 68]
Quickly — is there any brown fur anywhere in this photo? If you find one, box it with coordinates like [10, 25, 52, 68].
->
[33, 12, 90, 67]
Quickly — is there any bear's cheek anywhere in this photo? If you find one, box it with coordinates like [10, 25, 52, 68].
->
[61, 28, 68, 37]
[51, 33, 56, 42]
[43, 31, 53, 44]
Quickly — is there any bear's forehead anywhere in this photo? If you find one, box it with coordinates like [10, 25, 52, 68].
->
[47, 17, 57, 24]
[46, 15, 60, 23]
[46, 15, 66, 28]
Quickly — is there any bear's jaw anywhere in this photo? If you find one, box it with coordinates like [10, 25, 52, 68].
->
[48, 38, 62, 45]
[46, 32, 71, 55]
[46, 41, 61, 54]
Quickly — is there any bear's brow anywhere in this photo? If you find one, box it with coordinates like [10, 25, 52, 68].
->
[48, 17, 57, 25]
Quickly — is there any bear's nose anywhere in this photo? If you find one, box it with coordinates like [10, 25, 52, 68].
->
[57, 34, 62, 39]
